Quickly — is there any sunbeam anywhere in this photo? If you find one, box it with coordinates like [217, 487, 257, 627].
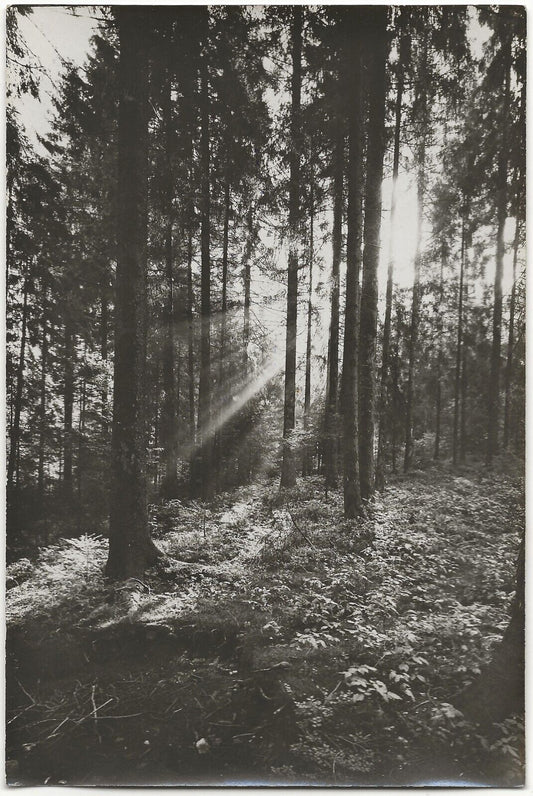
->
[180, 350, 285, 460]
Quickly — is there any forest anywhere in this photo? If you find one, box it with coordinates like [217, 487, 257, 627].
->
[6, 3, 525, 787]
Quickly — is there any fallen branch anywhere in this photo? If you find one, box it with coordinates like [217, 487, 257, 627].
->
[91, 685, 102, 744]
[45, 714, 72, 740]
[75, 697, 114, 727]
[287, 510, 318, 550]
[325, 679, 343, 702]
[16, 679, 38, 706]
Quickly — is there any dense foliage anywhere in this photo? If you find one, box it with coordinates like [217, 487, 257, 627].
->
[6, 463, 524, 784]
[6, 6, 525, 553]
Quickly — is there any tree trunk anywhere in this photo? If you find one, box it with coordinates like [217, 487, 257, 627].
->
[63, 321, 74, 502]
[106, 7, 161, 579]
[77, 365, 87, 531]
[215, 180, 230, 485]
[324, 115, 343, 491]
[8, 267, 29, 491]
[403, 149, 426, 471]
[376, 28, 404, 490]
[153, 361, 160, 491]
[100, 282, 109, 432]
[220, 181, 230, 376]
[391, 303, 402, 474]
[434, 244, 446, 460]
[487, 37, 511, 464]
[460, 529, 524, 723]
[453, 210, 467, 466]
[404, 42, 428, 473]
[38, 284, 48, 501]
[341, 8, 364, 518]
[281, 7, 302, 489]
[358, 7, 388, 502]
[243, 206, 253, 369]
[176, 340, 181, 429]
[194, 8, 213, 499]
[302, 176, 314, 477]
[160, 71, 179, 499]
[186, 228, 195, 444]
[503, 217, 520, 449]
[460, 343, 467, 463]
[237, 205, 254, 484]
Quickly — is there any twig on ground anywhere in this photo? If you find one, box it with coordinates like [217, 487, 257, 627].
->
[73, 698, 113, 728]
[91, 684, 102, 744]
[16, 679, 38, 706]
[45, 714, 72, 740]
[325, 679, 343, 701]
[338, 734, 368, 751]
[287, 510, 318, 549]
[7, 704, 34, 725]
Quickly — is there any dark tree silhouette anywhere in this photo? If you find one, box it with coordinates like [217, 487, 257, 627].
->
[106, 8, 161, 579]
[281, 6, 303, 489]
[341, 8, 364, 518]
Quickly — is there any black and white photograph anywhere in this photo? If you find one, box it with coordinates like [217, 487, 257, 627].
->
[5, 3, 526, 787]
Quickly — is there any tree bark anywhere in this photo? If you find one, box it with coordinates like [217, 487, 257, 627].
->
[215, 180, 231, 485]
[403, 125, 426, 470]
[100, 282, 109, 433]
[460, 529, 524, 723]
[302, 175, 314, 477]
[434, 244, 446, 460]
[237, 205, 254, 484]
[460, 342, 467, 463]
[76, 364, 87, 531]
[106, 7, 161, 579]
[243, 206, 253, 369]
[324, 115, 343, 491]
[376, 26, 405, 490]
[160, 71, 179, 498]
[404, 38, 430, 473]
[487, 36, 511, 464]
[453, 209, 467, 466]
[391, 307, 402, 474]
[153, 360, 160, 491]
[341, 8, 364, 518]
[281, 7, 302, 489]
[220, 181, 230, 376]
[358, 7, 388, 502]
[8, 266, 29, 492]
[194, 8, 213, 499]
[63, 321, 74, 501]
[186, 228, 195, 444]
[38, 283, 48, 501]
[176, 340, 181, 430]
[503, 217, 520, 449]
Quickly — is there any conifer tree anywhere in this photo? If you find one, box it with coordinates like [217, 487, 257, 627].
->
[341, 7, 364, 518]
[106, 7, 161, 579]
[281, 6, 303, 489]
[358, 6, 388, 501]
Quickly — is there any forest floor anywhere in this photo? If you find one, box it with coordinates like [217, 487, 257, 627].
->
[6, 458, 525, 787]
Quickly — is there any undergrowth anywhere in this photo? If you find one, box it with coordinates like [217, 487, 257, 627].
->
[6, 462, 524, 786]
